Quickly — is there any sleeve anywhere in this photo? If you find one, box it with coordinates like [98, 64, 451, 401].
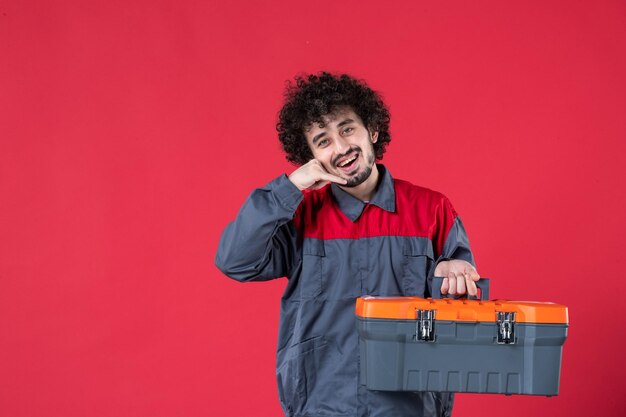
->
[214, 174, 304, 282]
[426, 196, 476, 297]
[433, 196, 475, 267]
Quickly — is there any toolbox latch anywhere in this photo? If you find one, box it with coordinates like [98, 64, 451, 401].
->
[496, 312, 516, 344]
[416, 309, 436, 342]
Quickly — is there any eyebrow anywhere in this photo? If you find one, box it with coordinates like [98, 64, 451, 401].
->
[311, 118, 355, 145]
[337, 118, 355, 128]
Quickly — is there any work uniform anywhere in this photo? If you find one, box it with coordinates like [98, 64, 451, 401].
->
[215, 165, 475, 417]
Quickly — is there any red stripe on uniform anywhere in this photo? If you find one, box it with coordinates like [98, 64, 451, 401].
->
[293, 180, 458, 256]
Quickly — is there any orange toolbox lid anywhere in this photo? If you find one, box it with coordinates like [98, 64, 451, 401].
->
[355, 296, 568, 324]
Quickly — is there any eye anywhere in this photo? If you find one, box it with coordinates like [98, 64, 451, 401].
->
[342, 127, 354, 135]
[318, 138, 330, 148]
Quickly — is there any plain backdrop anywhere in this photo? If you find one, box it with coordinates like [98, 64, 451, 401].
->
[1, 0, 625, 416]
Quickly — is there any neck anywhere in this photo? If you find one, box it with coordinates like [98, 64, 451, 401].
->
[338, 164, 380, 202]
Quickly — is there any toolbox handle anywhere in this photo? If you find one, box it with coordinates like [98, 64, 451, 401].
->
[431, 277, 490, 300]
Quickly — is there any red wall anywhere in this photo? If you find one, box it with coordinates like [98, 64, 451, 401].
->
[2, 1, 625, 416]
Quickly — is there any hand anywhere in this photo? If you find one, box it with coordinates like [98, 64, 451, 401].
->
[434, 259, 480, 296]
[288, 159, 347, 191]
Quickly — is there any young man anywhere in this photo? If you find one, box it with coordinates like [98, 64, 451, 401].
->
[215, 73, 480, 417]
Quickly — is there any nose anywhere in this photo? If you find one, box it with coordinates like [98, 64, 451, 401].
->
[333, 134, 350, 154]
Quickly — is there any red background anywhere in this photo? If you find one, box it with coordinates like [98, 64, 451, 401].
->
[2, 0, 625, 416]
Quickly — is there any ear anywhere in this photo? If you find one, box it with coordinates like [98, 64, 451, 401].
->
[370, 129, 379, 143]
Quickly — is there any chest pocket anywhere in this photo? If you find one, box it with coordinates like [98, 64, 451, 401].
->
[300, 238, 325, 298]
[402, 238, 434, 296]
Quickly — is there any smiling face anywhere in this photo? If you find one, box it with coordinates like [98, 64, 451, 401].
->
[304, 107, 379, 191]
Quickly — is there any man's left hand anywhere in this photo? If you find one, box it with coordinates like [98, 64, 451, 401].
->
[434, 260, 480, 296]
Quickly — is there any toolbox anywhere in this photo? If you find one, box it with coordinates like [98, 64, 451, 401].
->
[356, 278, 568, 396]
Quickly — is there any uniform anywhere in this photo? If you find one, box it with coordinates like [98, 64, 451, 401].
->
[215, 165, 475, 417]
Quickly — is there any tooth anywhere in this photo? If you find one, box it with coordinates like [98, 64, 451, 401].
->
[340, 156, 356, 167]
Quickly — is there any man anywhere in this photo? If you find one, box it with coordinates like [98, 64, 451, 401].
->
[215, 72, 480, 417]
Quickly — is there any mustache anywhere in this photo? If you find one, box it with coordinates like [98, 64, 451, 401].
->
[332, 146, 362, 166]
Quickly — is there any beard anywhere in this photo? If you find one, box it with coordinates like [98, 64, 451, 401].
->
[342, 148, 376, 188]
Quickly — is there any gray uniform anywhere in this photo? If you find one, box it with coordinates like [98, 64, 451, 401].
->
[215, 165, 475, 417]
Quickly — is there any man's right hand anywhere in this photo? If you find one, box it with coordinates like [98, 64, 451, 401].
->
[288, 159, 347, 191]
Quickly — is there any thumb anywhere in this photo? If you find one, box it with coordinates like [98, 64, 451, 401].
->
[434, 261, 448, 277]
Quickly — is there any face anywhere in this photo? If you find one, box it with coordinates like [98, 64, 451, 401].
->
[304, 107, 378, 188]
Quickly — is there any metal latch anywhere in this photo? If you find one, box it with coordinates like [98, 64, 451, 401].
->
[416, 309, 436, 342]
[496, 312, 516, 344]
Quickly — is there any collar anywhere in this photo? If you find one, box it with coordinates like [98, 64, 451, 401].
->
[330, 164, 396, 222]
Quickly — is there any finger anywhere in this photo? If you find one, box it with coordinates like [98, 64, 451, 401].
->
[309, 159, 347, 184]
[434, 260, 447, 277]
[464, 273, 477, 296]
[309, 180, 330, 190]
[440, 277, 449, 295]
[455, 272, 467, 295]
[318, 173, 347, 184]
[306, 158, 324, 168]
[447, 273, 456, 295]
[308, 159, 329, 172]
[468, 268, 480, 282]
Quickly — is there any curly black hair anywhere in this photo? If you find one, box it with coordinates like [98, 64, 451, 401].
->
[276, 72, 391, 166]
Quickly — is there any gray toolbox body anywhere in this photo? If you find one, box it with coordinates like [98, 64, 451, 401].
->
[356, 278, 568, 396]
